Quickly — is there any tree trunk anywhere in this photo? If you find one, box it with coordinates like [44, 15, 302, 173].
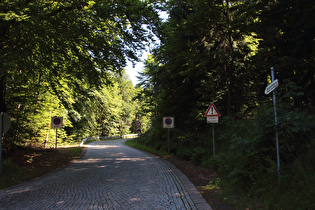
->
[0, 76, 6, 112]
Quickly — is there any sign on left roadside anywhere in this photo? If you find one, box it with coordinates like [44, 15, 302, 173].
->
[51, 117, 63, 129]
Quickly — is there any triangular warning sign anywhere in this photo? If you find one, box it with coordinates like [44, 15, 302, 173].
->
[205, 102, 221, 117]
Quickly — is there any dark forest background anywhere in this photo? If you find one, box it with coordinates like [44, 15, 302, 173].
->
[1, 0, 314, 208]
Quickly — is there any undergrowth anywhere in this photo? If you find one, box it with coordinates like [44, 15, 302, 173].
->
[0, 146, 83, 189]
[125, 139, 169, 157]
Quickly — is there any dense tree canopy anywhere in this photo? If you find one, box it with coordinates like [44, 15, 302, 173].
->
[1, 0, 160, 147]
[1, 0, 160, 109]
[1, 0, 314, 207]
[137, 0, 315, 206]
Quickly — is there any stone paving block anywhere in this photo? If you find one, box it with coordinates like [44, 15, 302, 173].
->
[0, 139, 212, 210]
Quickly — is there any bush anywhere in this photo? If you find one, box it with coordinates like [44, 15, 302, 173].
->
[214, 99, 315, 195]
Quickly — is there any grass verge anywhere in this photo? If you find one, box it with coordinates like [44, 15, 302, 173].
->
[125, 139, 169, 157]
[125, 139, 234, 210]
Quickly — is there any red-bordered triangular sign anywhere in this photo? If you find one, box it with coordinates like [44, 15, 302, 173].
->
[205, 102, 221, 117]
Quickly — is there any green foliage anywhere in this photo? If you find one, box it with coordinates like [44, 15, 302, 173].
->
[0, 146, 84, 189]
[210, 96, 315, 191]
[125, 139, 169, 157]
[200, 104, 314, 208]
[2, 0, 314, 207]
[1, 0, 161, 150]
[285, 142, 315, 209]
[137, 0, 315, 208]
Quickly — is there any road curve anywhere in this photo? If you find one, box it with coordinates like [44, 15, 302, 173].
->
[0, 139, 211, 209]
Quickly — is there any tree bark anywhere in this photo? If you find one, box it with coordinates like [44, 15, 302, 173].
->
[0, 76, 6, 112]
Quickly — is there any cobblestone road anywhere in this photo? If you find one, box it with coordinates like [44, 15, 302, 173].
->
[0, 139, 211, 209]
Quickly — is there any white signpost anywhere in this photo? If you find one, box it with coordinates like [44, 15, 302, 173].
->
[265, 67, 281, 182]
[205, 103, 221, 155]
[265, 79, 279, 95]
[163, 117, 174, 128]
[163, 117, 174, 153]
[0, 112, 11, 175]
[207, 116, 219, 123]
[51, 116, 63, 129]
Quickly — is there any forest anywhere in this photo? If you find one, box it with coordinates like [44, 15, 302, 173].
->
[1, 0, 315, 208]
[1, 0, 157, 149]
[136, 0, 315, 208]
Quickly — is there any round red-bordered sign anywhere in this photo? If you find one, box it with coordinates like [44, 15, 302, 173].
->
[53, 118, 61, 125]
[51, 117, 63, 128]
[163, 117, 174, 128]
[165, 118, 172, 125]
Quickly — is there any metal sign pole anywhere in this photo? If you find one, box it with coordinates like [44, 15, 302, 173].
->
[205, 103, 220, 155]
[55, 129, 58, 149]
[163, 117, 174, 154]
[212, 123, 215, 155]
[167, 128, 170, 154]
[271, 67, 280, 181]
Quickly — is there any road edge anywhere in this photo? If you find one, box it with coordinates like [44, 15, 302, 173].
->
[161, 159, 212, 210]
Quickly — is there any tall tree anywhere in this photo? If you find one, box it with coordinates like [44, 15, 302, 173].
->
[0, 0, 160, 111]
[253, 0, 315, 111]
[1, 0, 161, 147]
[141, 0, 314, 157]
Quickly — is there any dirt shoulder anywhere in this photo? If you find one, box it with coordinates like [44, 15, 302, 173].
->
[165, 156, 233, 210]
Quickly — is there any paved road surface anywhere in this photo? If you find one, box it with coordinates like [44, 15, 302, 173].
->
[0, 139, 211, 209]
